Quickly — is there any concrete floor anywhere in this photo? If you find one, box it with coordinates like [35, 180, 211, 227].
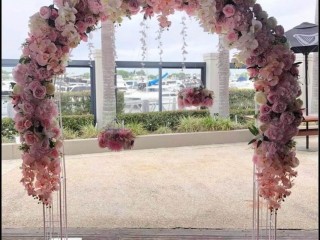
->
[1, 136, 318, 234]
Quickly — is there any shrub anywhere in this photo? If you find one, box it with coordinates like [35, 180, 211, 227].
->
[61, 114, 94, 132]
[176, 117, 203, 132]
[199, 116, 216, 131]
[1, 117, 17, 139]
[153, 126, 173, 134]
[229, 88, 255, 123]
[117, 109, 210, 131]
[125, 122, 148, 136]
[62, 128, 78, 139]
[212, 117, 235, 131]
[79, 124, 99, 138]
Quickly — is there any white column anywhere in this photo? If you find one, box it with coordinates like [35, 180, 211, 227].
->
[94, 49, 104, 128]
[203, 52, 230, 118]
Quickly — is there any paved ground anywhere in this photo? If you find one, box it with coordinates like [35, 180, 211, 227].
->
[1, 136, 318, 238]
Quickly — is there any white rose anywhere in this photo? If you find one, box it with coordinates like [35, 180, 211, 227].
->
[255, 91, 267, 104]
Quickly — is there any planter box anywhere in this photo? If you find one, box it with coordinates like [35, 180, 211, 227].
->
[1, 129, 252, 160]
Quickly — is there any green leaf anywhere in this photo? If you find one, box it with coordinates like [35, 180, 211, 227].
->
[248, 138, 257, 145]
[257, 140, 262, 148]
[248, 125, 259, 136]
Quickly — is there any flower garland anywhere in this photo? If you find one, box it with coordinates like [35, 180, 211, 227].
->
[14, 0, 303, 211]
[12, 0, 105, 205]
[178, 86, 214, 109]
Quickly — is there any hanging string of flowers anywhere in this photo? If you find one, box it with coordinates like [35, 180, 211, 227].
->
[140, 18, 148, 70]
[87, 33, 95, 66]
[180, 15, 188, 71]
[155, 26, 164, 65]
[98, 120, 135, 151]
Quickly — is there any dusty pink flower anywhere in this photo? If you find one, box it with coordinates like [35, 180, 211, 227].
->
[39, 6, 51, 19]
[24, 131, 40, 145]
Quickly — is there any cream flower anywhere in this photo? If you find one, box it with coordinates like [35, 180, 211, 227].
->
[45, 83, 55, 95]
[255, 91, 267, 104]
[13, 84, 24, 95]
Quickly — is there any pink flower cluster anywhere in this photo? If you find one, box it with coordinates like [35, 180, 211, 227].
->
[177, 87, 214, 109]
[225, 3, 303, 210]
[98, 128, 135, 151]
[13, 0, 105, 206]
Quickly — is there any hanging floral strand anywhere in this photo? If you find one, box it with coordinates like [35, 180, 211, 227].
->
[180, 15, 188, 71]
[87, 32, 94, 66]
[156, 26, 164, 65]
[140, 19, 148, 71]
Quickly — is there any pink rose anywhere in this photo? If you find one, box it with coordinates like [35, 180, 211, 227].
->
[226, 31, 238, 42]
[259, 113, 272, 124]
[260, 104, 272, 114]
[84, 15, 96, 26]
[76, 21, 87, 33]
[280, 112, 295, 125]
[24, 119, 33, 129]
[24, 131, 39, 145]
[34, 84, 47, 99]
[223, 4, 236, 17]
[39, 6, 51, 19]
[272, 101, 287, 113]
[36, 53, 50, 66]
[21, 101, 35, 115]
[267, 93, 280, 104]
[265, 126, 283, 142]
[88, 0, 103, 14]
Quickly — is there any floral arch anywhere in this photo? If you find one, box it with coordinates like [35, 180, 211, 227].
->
[12, 0, 303, 212]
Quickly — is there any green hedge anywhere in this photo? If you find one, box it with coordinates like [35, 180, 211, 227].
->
[2, 115, 95, 137]
[229, 88, 255, 122]
[117, 109, 210, 131]
[1, 117, 18, 139]
[61, 114, 94, 132]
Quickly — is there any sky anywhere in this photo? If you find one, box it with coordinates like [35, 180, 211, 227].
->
[1, 0, 318, 64]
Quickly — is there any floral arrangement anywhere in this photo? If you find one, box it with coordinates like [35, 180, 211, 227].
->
[177, 86, 214, 108]
[13, 0, 303, 211]
[11, 0, 105, 205]
[98, 127, 135, 151]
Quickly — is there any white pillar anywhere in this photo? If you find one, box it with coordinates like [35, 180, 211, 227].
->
[94, 49, 104, 128]
[203, 53, 230, 118]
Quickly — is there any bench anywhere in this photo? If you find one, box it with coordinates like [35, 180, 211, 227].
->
[297, 115, 318, 136]
[297, 115, 318, 149]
